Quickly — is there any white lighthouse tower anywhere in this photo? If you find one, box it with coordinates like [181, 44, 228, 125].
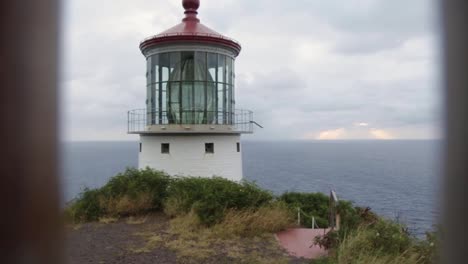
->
[128, 0, 254, 181]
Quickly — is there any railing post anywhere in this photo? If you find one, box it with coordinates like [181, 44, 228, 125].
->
[297, 208, 301, 226]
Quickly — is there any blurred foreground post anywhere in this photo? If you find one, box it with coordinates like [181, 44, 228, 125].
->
[0, 1, 62, 263]
[441, 0, 468, 263]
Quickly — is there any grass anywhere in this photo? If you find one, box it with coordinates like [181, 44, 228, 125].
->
[161, 203, 294, 263]
[124, 207, 293, 263]
[211, 202, 294, 238]
[66, 168, 439, 263]
[313, 220, 439, 264]
[164, 176, 274, 226]
[165, 202, 294, 240]
[98, 216, 118, 224]
[130, 231, 165, 254]
[126, 215, 149, 225]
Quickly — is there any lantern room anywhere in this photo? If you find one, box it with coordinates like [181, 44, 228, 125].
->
[144, 50, 235, 125]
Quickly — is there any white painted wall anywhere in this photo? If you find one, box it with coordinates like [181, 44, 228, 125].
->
[139, 134, 243, 181]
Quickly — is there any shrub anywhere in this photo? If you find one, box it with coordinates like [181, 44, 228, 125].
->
[66, 168, 171, 222]
[98, 192, 153, 216]
[330, 219, 418, 264]
[279, 192, 330, 228]
[164, 177, 273, 225]
[409, 230, 439, 264]
[65, 188, 104, 222]
[370, 219, 412, 255]
[168, 202, 294, 239]
[314, 230, 340, 250]
[212, 202, 294, 238]
[100, 167, 171, 210]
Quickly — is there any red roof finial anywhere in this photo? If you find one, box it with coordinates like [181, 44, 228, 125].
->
[182, 0, 200, 21]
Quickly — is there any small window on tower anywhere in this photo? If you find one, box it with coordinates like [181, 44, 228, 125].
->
[205, 143, 214, 154]
[161, 143, 170, 154]
[237, 142, 240, 152]
[140, 143, 142, 153]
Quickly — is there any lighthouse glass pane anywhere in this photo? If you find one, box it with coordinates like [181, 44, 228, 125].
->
[195, 52, 207, 81]
[154, 64, 159, 83]
[146, 84, 151, 125]
[194, 81, 206, 123]
[160, 53, 170, 82]
[167, 81, 180, 124]
[207, 53, 217, 82]
[153, 83, 159, 120]
[227, 85, 232, 124]
[146, 57, 151, 85]
[217, 55, 225, 83]
[161, 82, 167, 113]
[231, 85, 235, 110]
[169, 52, 181, 81]
[207, 81, 216, 124]
[180, 52, 195, 81]
[151, 54, 158, 83]
[218, 83, 224, 124]
[227, 57, 233, 85]
[162, 68, 169, 82]
[151, 84, 157, 124]
[181, 82, 193, 123]
[232, 62, 235, 87]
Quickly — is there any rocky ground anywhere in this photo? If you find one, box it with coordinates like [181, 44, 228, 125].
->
[65, 213, 310, 264]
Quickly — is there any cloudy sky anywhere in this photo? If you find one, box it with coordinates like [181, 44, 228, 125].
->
[61, 0, 442, 141]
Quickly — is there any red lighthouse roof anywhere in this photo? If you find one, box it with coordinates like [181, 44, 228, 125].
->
[140, 0, 242, 56]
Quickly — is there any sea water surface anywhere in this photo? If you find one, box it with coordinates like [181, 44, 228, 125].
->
[62, 140, 441, 236]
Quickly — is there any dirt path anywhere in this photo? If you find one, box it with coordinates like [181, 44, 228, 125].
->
[65, 214, 310, 264]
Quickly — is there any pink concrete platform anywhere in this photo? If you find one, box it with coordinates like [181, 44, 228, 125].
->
[276, 228, 330, 259]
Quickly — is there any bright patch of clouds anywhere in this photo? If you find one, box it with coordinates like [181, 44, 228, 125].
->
[370, 129, 394, 140]
[316, 128, 346, 140]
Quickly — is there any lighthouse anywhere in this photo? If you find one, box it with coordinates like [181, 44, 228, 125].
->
[128, 0, 254, 181]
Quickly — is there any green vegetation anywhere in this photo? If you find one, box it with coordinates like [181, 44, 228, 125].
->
[279, 192, 330, 228]
[164, 176, 273, 225]
[313, 205, 439, 264]
[65, 168, 438, 264]
[65, 168, 171, 222]
[315, 223, 438, 264]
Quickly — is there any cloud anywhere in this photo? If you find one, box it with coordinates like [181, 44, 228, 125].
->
[315, 128, 346, 140]
[354, 122, 369, 127]
[370, 129, 394, 140]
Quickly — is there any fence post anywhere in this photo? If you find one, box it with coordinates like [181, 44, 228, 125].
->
[297, 208, 301, 226]
[312, 216, 315, 229]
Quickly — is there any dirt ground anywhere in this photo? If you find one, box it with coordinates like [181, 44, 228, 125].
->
[65, 214, 310, 264]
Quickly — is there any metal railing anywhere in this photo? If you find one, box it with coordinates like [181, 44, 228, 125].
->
[127, 108, 254, 134]
[297, 207, 321, 229]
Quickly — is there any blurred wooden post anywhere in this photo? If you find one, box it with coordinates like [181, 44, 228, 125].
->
[441, 1, 468, 263]
[0, 1, 63, 263]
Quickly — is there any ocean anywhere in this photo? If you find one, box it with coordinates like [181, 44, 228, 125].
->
[61, 140, 441, 236]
